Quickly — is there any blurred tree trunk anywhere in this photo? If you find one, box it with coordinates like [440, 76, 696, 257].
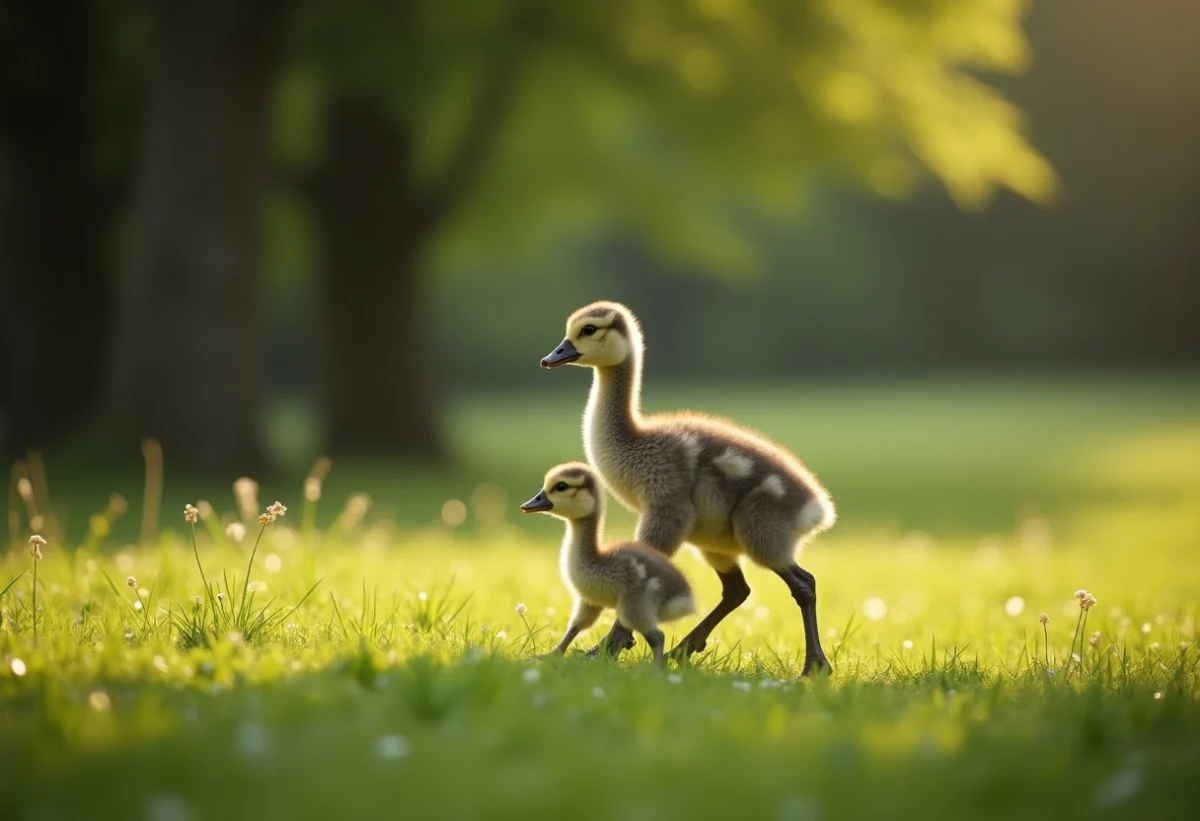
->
[109, 0, 292, 474]
[0, 0, 113, 458]
[308, 61, 513, 462]
[310, 98, 444, 460]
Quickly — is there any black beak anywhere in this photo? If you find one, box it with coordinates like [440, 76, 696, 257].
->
[520, 489, 553, 513]
[540, 338, 580, 368]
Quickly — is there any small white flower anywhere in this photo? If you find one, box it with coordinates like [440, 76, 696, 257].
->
[1093, 769, 1142, 807]
[145, 793, 192, 821]
[126, 576, 137, 589]
[304, 478, 321, 503]
[1004, 596, 1025, 616]
[88, 691, 112, 711]
[778, 794, 820, 821]
[902, 640, 914, 650]
[1153, 691, 1163, 700]
[1039, 612, 1050, 626]
[522, 668, 541, 684]
[183, 505, 199, 525]
[236, 722, 269, 757]
[266, 501, 287, 519]
[667, 673, 683, 684]
[133, 601, 143, 611]
[515, 603, 528, 616]
[10, 658, 27, 676]
[225, 522, 246, 543]
[374, 733, 409, 760]
[732, 681, 752, 692]
[862, 597, 887, 621]
[591, 686, 606, 699]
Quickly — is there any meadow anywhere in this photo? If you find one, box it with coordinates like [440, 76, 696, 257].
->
[2, 375, 1199, 820]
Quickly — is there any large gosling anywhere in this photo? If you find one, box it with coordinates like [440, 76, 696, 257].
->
[519, 462, 695, 666]
[540, 301, 836, 676]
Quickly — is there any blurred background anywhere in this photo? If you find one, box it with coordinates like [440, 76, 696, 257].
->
[1, 0, 1197, 541]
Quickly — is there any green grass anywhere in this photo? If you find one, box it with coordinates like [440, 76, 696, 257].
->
[3, 375, 1200, 820]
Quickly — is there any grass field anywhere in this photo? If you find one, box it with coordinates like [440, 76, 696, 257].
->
[2, 376, 1199, 820]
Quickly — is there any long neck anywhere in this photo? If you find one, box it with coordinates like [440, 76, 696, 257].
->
[588, 353, 642, 440]
[563, 509, 603, 562]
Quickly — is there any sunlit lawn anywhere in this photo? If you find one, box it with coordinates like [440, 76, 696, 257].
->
[2, 375, 1199, 820]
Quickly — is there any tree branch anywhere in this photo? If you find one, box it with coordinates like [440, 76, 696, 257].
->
[417, 54, 519, 229]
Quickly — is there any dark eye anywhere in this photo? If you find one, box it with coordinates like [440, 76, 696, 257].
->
[554, 481, 568, 492]
[581, 324, 597, 336]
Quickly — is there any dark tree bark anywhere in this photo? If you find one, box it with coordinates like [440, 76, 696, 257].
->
[0, 0, 114, 457]
[108, 0, 292, 474]
[309, 98, 444, 460]
[309, 69, 514, 462]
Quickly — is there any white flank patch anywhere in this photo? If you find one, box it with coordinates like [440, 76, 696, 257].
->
[797, 496, 835, 533]
[661, 595, 695, 621]
[679, 432, 703, 464]
[631, 560, 647, 581]
[646, 577, 662, 594]
[759, 474, 786, 499]
[713, 448, 754, 479]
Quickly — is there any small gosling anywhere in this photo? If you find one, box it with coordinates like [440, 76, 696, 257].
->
[520, 462, 695, 665]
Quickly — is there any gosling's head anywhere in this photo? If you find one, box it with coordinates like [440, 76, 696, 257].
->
[540, 301, 642, 369]
[519, 462, 600, 520]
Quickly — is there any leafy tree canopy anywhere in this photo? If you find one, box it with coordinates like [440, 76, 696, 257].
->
[280, 0, 1055, 276]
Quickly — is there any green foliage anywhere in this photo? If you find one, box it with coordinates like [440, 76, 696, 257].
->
[280, 0, 1056, 275]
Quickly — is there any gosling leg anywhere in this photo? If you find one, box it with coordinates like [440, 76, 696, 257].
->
[669, 565, 751, 659]
[643, 629, 666, 667]
[543, 602, 603, 658]
[584, 621, 636, 658]
[775, 563, 831, 676]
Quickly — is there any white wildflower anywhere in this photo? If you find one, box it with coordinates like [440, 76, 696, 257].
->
[1093, 769, 1142, 807]
[375, 734, 409, 760]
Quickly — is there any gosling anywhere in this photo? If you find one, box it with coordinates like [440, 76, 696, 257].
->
[519, 462, 696, 666]
[540, 301, 836, 676]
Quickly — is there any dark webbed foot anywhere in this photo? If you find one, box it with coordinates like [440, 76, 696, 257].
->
[801, 655, 832, 677]
[585, 623, 636, 658]
[667, 634, 708, 661]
